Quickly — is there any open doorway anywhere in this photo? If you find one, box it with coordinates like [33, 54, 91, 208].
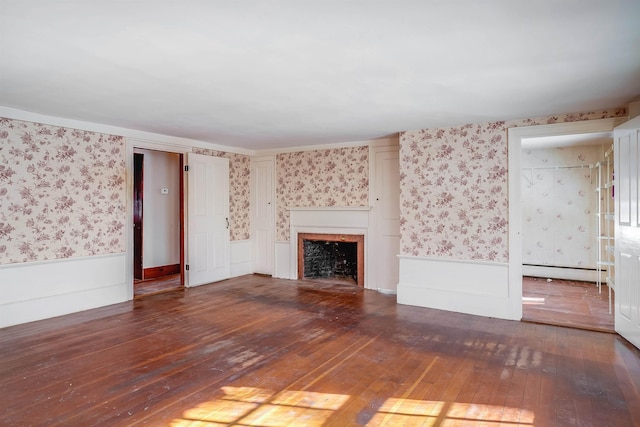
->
[133, 149, 184, 297]
[513, 127, 618, 332]
[519, 134, 614, 331]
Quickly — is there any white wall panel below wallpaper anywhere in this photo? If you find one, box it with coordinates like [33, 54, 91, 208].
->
[0, 253, 128, 328]
[230, 240, 252, 277]
[397, 256, 515, 320]
[274, 242, 291, 279]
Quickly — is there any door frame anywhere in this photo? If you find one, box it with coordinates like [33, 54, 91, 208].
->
[126, 139, 190, 298]
[507, 117, 626, 320]
[133, 152, 144, 280]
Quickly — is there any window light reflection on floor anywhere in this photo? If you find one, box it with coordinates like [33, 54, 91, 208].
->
[522, 296, 546, 305]
[171, 386, 534, 426]
[371, 398, 534, 425]
[173, 386, 349, 426]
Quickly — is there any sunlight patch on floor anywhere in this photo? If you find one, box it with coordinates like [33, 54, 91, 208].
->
[369, 398, 534, 426]
[171, 385, 534, 426]
[522, 296, 546, 305]
[172, 386, 349, 426]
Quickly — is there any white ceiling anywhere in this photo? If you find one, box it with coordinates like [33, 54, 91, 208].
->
[1, 1, 639, 151]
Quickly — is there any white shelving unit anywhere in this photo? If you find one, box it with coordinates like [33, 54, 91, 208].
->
[595, 144, 615, 313]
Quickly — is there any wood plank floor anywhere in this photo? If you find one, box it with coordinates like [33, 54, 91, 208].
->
[522, 276, 615, 333]
[2, 274, 640, 426]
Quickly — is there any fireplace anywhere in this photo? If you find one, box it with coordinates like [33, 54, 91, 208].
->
[298, 233, 364, 286]
[288, 206, 370, 286]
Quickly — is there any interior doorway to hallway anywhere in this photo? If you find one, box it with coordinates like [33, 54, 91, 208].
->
[133, 149, 184, 297]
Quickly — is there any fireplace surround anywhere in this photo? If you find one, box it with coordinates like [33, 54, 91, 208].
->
[288, 206, 371, 287]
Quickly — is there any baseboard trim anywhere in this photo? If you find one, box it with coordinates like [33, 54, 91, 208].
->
[143, 264, 180, 280]
[523, 265, 600, 282]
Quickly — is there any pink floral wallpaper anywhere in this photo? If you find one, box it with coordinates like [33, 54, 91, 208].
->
[0, 118, 126, 264]
[192, 148, 250, 241]
[276, 146, 369, 241]
[399, 108, 626, 263]
[521, 145, 603, 269]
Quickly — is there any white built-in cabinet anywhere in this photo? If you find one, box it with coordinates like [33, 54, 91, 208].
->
[595, 144, 615, 312]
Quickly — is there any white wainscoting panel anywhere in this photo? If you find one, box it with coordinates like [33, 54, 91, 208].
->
[230, 240, 252, 277]
[397, 255, 516, 320]
[274, 241, 291, 279]
[0, 253, 128, 328]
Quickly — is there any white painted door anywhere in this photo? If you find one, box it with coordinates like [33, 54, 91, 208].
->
[371, 145, 400, 292]
[186, 153, 230, 286]
[614, 115, 640, 350]
[251, 157, 274, 275]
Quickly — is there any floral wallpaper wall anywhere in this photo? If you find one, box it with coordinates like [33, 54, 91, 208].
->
[276, 146, 369, 241]
[0, 118, 126, 264]
[399, 108, 626, 263]
[192, 148, 250, 241]
[521, 145, 603, 269]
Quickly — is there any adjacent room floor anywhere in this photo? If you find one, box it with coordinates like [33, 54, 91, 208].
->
[2, 274, 639, 426]
[522, 276, 614, 333]
[134, 273, 182, 297]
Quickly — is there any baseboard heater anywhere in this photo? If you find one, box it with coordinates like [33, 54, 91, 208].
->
[522, 264, 602, 282]
[524, 264, 598, 271]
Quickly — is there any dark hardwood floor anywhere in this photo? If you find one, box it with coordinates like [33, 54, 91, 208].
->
[522, 276, 614, 333]
[2, 274, 639, 426]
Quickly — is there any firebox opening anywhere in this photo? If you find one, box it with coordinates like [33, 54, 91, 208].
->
[303, 240, 358, 283]
[297, 233, 365, 286]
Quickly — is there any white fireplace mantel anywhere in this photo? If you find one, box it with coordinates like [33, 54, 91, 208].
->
[288, 206, 372, 287]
